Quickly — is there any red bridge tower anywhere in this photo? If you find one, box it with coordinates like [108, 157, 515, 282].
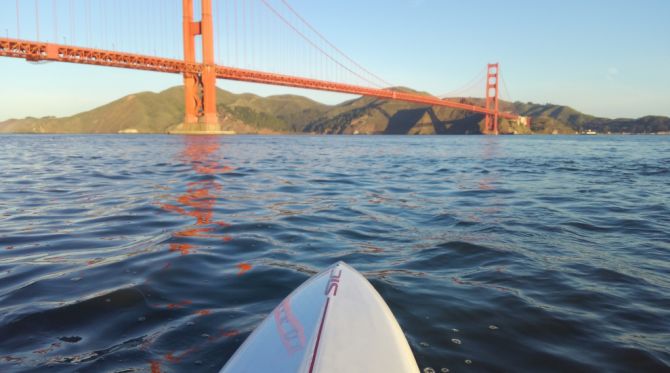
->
[484, 63, 500, 134]
[181, 0, 218, 131]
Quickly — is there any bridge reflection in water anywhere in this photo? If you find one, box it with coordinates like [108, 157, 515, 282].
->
[159, 136, 234, 255]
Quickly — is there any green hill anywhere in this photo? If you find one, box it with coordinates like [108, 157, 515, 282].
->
[0, 87, 329, 134]
[446, 98, 670, 134]
[0, 87, 184, 134]
[306, 89, 530, 135]
[1, 87, 668, 134]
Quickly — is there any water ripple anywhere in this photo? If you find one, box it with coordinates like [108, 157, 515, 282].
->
[0, 134, 668, 372]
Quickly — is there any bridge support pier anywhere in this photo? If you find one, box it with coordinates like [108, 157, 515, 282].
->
[172, 0, 227, 134]
[484, 63, 499, 135]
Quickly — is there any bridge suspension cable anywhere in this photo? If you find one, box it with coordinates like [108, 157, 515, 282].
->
[259, 0, 386, 89]
[500, 71, 514, 103]
[438, 67, 487, 99]
[277, 0, 394, 89]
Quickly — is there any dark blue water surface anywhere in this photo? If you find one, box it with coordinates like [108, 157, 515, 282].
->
[0, 134, 669, 372]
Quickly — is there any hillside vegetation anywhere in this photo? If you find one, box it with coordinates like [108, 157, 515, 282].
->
[1, 86, 668, 134]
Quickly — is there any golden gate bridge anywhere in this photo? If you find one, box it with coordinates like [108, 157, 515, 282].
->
[0, 0, 526, 134]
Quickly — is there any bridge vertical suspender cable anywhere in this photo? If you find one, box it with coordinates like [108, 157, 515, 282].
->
[144, 0, 149, 55]
[225, 0, 230, 65]
[245, 0, 248, 68]
[69, 0, 74, 45]
[102, 0, 107, 49]
[15, 0, 20, 39]
[53, 0, 57, 43]
[86, 0, 90, 47]
[250, 0, 254, 69]
[115, 0, 121, 51]
[151, 0, 156, 56]
[234, 0, 238, 67]
[34, 0, 40, 41]
[214, 0, 220, 64]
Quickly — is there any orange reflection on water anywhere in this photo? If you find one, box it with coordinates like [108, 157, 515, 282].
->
[159, 136, 234, 255]
[180, 137, 234, 175]
[478, 176, 495, 191]
[150, 360, 161, 373]
[145, 137, 257, 368]
[193, 309, 211, 316]
[160, 328, 238, 366]
[166, 300, 192, 310]
[164, 348, 196, 364]
[168, 243, 194, 255]
[237, 262, 252, 275]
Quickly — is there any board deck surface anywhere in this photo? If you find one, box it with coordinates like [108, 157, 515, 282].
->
[220, 261, 419, 373]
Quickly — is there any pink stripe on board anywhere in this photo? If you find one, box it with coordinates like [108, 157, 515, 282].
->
[308, 296, 331, 373]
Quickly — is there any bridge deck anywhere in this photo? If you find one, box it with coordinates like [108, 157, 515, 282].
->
[0, 37, 518, 120]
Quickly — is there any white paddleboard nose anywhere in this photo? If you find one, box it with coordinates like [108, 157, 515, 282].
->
[221, 261, 419, 373]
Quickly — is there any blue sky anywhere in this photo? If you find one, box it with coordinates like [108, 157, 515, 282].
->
[1, 0, 669, 121]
